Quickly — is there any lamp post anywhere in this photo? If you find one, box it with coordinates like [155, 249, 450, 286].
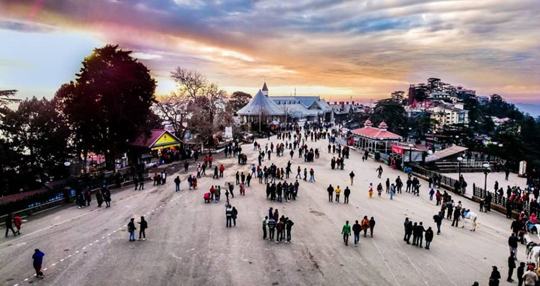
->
[409, 144, 414, 163]
[483, 163, 490, 195]
[457, 156, 463, 178]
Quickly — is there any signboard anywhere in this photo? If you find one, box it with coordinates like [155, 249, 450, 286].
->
[392, 146, 404, 155]
[225, 127, 233, 138]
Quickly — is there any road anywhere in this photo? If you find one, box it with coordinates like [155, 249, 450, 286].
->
[1, 133, 522, 286]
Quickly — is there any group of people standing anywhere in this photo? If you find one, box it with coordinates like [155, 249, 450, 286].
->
[263, 207, 294, 244]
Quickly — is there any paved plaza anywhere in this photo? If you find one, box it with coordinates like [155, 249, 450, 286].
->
[0, 134, 524, 286]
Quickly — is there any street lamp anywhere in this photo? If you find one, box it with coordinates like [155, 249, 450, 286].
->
[457, 156, 463, 178]
[483, 163, 490, 195]
[408, 143, 414, 164]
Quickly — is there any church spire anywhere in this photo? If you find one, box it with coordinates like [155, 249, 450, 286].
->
[262, 81, 268, 97]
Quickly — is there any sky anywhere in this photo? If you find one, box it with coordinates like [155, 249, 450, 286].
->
[0, 0, 539, 104]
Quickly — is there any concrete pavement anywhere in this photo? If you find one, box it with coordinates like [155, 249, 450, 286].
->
[0, 133, 523, 286]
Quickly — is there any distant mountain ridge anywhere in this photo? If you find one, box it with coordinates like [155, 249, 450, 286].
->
[515, 103, 540, 117]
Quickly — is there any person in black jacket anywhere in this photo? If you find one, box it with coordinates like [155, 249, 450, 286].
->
[452, 207, 461, 227]
[327, 184, 334, 202]
[405, 221, 413, 244]
[507, 253, 516, 282]
[4, 213, 17, 237]
[489, 266, 501, 286]
[137, 216, 148, 241]
[344, 187, 351, 204]
[411, 222, 419, 245]
[416, 222, 426, 247]
[517, 262, 525, 286]
[128, 218, 136, 241]
[285, 218, 294, 243]
[232, 207, 238, 226]
[508, 233, 518, 257]
[425, 227, 434, 250]
[353, 220, 361, 247]
[433, 212, 443, 235]
[369, 217, 376, 237]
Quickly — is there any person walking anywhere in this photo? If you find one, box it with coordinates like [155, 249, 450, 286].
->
[96, 188, 104, 207]
[32, 249, 45, 278]
[262, 216, 268, 240]
[128, 218, 136, 242]
[368, 183, 374, 198]
[489, 266, 501, 286]
[369, 217, 376, 237]
[286, 218, 294, 243]
[433, 212, 443, 235]
[226, 206, 233, 228]
[376, 165, 383, 178]
[349, 171, 355, 186]
[342, 220, 351, 246]
[268, 217, 276, 241]
[344, 187, 351, 204]
[137, 216, 148, 241]
[232, 207, 238, 226]
[174, 176, 181, 192]
[425, 227, 434, 250]
[353, 220, 361, 247]
[4, 213, 17, 237]
[361, 216, 370, 237]
[213, 166, 219, 179]
[507, 253, 516, 282]
[13, 214, 22, 235]
[327, 184, 334, 202]
[390, 184, 395, 200]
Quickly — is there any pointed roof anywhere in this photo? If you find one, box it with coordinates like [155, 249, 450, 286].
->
[378, 121, 388, 130]
[364, 119, 373, 127]
[237, 90, 284, 116]
[262, 82, 268, 91]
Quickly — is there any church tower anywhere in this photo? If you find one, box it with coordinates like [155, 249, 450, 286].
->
[262, 82, 269, 97]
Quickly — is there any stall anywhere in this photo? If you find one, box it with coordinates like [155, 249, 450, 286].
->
[130, 129, 183, 164]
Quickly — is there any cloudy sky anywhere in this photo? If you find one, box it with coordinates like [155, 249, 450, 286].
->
[0, 0, 539, 103]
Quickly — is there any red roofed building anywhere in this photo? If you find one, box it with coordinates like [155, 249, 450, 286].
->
[351, 120, 402, 153]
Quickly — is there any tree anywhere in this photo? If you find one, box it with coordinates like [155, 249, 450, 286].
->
[371, 99, 408, 134]
[0, 89, 20, 118]
[170, 67, 228, 146]
[1, 97, 70, 178]
[228, 91, 252, 114]
[55, 45, 156, 170]
[155, 93, 189, 139]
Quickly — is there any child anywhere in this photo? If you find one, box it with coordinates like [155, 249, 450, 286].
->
[429, 188, 435, 201]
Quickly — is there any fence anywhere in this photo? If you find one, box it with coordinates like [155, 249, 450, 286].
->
[408, 164, 461, 194]
[472, 183, 530, 214]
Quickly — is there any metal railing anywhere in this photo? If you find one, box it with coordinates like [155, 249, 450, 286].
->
[408, 164, 461, 194]
[472, 183, 530, 214]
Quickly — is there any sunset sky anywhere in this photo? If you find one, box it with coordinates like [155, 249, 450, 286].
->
[0, 0, 539, 103]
